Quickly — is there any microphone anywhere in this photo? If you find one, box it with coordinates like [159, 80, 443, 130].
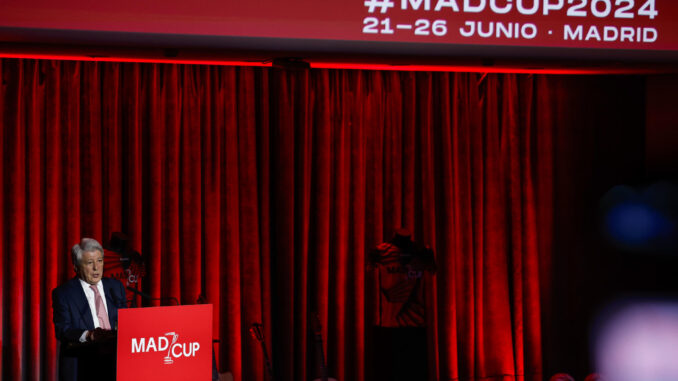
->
[126, 286, 179, 306]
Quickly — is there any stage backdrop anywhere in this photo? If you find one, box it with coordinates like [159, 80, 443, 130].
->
[0, 59, 644, 381]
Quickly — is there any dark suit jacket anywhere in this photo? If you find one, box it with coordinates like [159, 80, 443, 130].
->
[52, 277, 127, 381]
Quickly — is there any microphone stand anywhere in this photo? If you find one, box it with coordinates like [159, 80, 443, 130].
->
[249, 323, 275, 381]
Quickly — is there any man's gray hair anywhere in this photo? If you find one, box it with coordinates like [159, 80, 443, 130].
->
[71, 238, 104, 267]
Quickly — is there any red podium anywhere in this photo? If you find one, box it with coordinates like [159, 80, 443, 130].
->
[117, 304, 213, 381]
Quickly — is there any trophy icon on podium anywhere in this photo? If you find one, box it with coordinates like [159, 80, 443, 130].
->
[164, 332, 179, 364]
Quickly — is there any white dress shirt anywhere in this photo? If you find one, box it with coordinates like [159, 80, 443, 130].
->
[78, 278, 109, 342]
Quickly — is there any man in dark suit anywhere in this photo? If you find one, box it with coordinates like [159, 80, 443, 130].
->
[52, 238, 127, 381]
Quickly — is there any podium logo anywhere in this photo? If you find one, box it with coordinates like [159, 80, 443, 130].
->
[131, 332, 201, 364]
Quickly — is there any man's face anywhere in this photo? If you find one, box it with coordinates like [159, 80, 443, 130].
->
[76, 250, 104, 285]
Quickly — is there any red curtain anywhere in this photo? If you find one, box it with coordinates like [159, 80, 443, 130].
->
[0, 58, 639, 381]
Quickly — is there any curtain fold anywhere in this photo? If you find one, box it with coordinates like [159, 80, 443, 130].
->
[0, 58, 643, 381]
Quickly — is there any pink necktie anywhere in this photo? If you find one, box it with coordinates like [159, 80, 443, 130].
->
[90, 285, 111, 329]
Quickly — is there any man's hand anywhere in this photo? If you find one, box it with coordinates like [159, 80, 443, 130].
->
[87, 328, 116, 342]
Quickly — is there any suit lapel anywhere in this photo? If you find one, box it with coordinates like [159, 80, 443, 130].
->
[103, 278, 120, 328]
[69, 278, 95, 330]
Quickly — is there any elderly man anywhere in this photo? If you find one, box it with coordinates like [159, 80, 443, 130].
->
[52, 238, 127, 381]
